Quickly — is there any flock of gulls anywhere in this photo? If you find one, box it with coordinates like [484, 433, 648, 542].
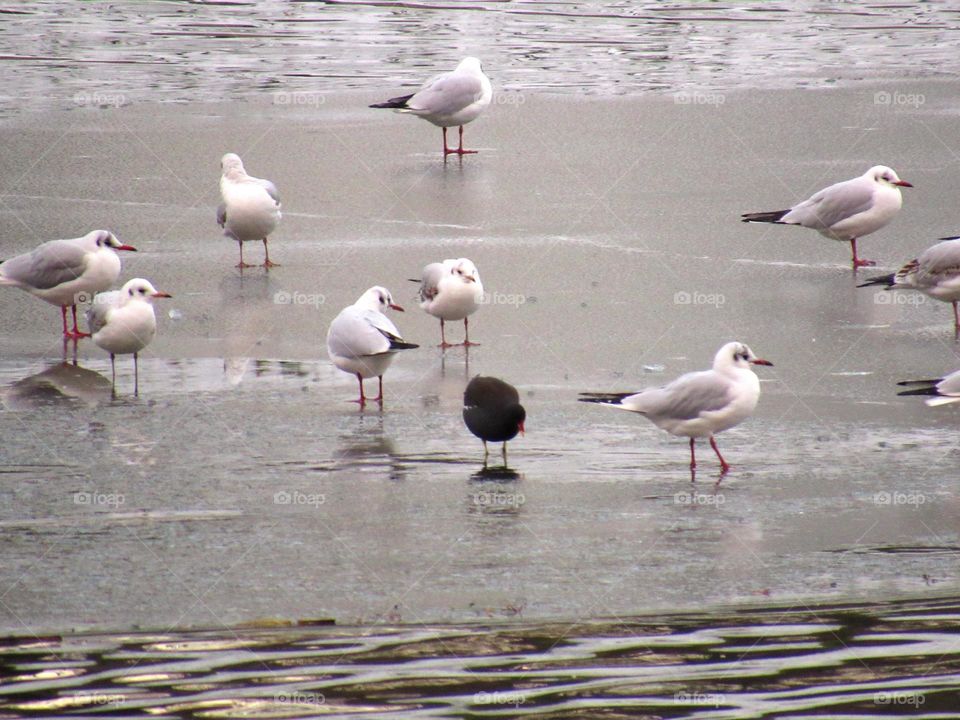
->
[3, 57, 960, 473]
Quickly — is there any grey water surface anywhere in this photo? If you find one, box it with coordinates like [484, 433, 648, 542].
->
[2, 1, 960, 716]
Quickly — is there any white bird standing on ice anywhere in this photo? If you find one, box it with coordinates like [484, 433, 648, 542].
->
[413, 258, 484, 347]
[218, 153, 281, 268]
[370, 57, 493, 157]
[899, 369, 960, 407]
[858, 237, 960, 334]
[0, 230, 136, 339]
[87, 278, 172, 394]
[579, 342, 772, 475]
[326, 286, 419, 407]
[742, 165, 912, 268]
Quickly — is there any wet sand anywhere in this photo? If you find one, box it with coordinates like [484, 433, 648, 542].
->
[1, 81, 960, 632]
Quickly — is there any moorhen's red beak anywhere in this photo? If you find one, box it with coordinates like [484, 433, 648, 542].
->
[519, 421, 525, 436]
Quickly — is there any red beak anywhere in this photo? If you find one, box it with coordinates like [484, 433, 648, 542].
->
[117, 244, 137, 252]
[152, 291, 173, 299]
[751, 358, 773, 367]
[389, 303, 404, 312]
[518, 421, 525, 436]
[893, 180, 913, 188]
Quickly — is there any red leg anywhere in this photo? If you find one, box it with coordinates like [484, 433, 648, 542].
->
[61, 305, 69, 337]
[689, 438, 696, 471]
[850, 238, 875, 269]
[373, 375, 384, 403]
[953, 301, 959, 336]
[443, 127, 453, 156]
[262, 238, 278, 268]
[709, 436, 731, 474]
[457, 125, 478, 155]
[439, 319, 453, 348]
[352, 374, 366, 407]
[236, 241, 253, 269]
[463, 316, 479, 347]
[70, 305, 90, 338]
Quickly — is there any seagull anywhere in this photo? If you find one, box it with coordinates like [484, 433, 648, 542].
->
[858, 237, 960, 333]
[742, 165, 912, 268]
[579, 342, 772, 475]
[898, 369, 960, 407]
[412, 258, 484, 347]
[86, 278, 172, 394]
[463, 376, 526, 467]
[370, 57, 493, 157]
[326, 286, 419, 407]
[0, 230, 136, 340]
[218, 152, 281, 268]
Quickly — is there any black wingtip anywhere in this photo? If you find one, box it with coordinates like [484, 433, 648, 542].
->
[897, 386, 939, 397]
[578, 392, 631, 405]
[370, 93, 415, 110]
[390, 340, 420, 351]
[741, 210, 790, 224]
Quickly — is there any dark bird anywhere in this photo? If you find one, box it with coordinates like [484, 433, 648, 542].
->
[463, 376, 526, 467]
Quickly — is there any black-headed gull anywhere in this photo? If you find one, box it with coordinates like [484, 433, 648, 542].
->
[370, 57, 492, 157]
[858, 237, 960, 333]
[580, 342, 772, 475]
[463, 375, 526, 467]
[86, 278, 172, 394]
[326, 286, 419, 407]
[898, 369, 960, 407]
[218, 153, 281, 268]
[0, 230, 136, 339]
[413, 258, 483, 347]
[742, 165, 912, 268]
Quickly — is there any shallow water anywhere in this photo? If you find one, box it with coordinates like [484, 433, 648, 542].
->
[3, 595, 960, 718]
[2, 1, 960, 714]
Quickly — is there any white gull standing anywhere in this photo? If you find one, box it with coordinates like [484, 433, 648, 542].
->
[218, 152, 282, 268]
[858, 237, 960, 334]
[413, 258, 483, 347]
[87, 278, 172, 394]
[742, 165, 912, 268]
[0, 230, 136, 339]
[580, 342, 772, 475]
[326, 286, 419, 407]
[370, 57, 493, 157]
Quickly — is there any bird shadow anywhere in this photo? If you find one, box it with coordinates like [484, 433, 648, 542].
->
[470, 466, 522, 482]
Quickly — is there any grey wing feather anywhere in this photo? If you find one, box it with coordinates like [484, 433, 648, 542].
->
[783, 178, 874, 230]
[419, 262, 446, 302]
[409, 73, 483, 117]
[85, 290, 121, 335]
[256, 178, 281, 206]
[0, 240, 88, 290]
[625, 371, 732, 421]
[216, 202, 227, 228]
[916, 239, 960, 282]
[360, 309, 403, 346]
[937, 369, 960, 397]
